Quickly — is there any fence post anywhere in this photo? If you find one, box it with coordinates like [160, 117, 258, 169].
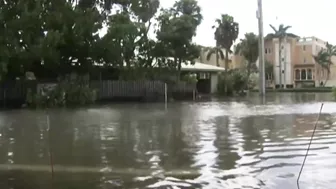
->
[192, 89, 195, 101]
[3, 89, 5, 108]
[164, 83, 167, 109]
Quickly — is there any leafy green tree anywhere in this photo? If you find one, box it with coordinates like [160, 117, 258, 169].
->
[213, 14, 239, 93]
[0, 0, 203, 82]
[131, 0, 160, 69]
[234, 33, 259, 89]
[269, 24, 291, 88]
[313, 44, 335, 86]
[156, 0, 202, 80]
[0, 0, 49, 79]
[0, 0, 104, 79]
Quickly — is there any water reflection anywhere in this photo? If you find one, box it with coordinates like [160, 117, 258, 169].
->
[0, 93, 335, 188]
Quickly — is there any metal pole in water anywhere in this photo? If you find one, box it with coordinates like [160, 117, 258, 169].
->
[257, 0, 266, 95]
[284, 34, 287, 89]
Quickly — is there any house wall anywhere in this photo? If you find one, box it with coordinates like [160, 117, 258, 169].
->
[264, 36, 336, 88]
[210, 73, 219, 93]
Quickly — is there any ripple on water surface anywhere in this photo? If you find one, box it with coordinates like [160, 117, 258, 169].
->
[0, 100, 336, 188]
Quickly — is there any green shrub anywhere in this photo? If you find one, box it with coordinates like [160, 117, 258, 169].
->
[332, 87, 336, 98]
[27, 73, 96, 108]
[217, 70, 247, 95]
[181, 74, 198, 84]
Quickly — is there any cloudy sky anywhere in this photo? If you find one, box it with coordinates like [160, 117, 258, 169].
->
[159, 0, 336, 47]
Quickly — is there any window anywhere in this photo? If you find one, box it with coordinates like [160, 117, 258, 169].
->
[265, 48, 267, 54]
[307, 69, 312, 80]
[295, 69, 300, 80]
[268, 48, 271, 53]
[303, 45, 306, 51]
[301, 69, 306, 80]
[304, 58, 306, 63]
[282, 58, 285, 62]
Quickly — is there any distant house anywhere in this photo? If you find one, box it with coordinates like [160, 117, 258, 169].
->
[264, 35, 336, 88]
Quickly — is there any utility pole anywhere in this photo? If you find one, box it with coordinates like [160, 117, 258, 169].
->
[257, 0, 266, 95]
[283, 35, 287, 89]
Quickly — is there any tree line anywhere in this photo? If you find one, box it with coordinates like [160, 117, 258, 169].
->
[0, 0, 200, 80]
[0, 0, 207, 81]
[0, 0, 262, 84]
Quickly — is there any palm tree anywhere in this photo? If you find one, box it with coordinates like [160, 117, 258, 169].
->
[326, 42, 336, 58]
[206, 45, 225, 67]
[265, 60, 274, 82]
[234, 33, 259, 89]
[313, 43, 335, 86]
[213, 14, 239, 93]
[269, 24, 292, 88]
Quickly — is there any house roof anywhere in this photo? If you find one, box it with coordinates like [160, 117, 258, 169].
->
[83, 57, 225, 72]
[181, 62, 225, 72]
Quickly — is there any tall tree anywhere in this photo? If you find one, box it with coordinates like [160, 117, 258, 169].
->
[156, 0, 202, 80]
[213, 14, 239, 93]
[313, 43, 335, 86]
[206, 46, 225, 67]
[269, 24, 291, 88]
[234, 33, 259, 89]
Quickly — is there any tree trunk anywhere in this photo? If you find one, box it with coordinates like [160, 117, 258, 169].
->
[245, 62, 251, 90]
[278, 38, 282, 89]
[177, 58, 181, 81]
[224, 50, 229, 94]
[323, 71, 330, 87]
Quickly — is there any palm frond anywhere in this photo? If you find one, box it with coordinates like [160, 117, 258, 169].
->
[282, 26, 292, 31]
[219, 49, 225, 60]
[269, 24, 277, 33]
[206, 49, 216, 61]
[234, 43, 242, 55]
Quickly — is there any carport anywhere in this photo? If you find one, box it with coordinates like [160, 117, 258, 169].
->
[181, 62, 225, 94]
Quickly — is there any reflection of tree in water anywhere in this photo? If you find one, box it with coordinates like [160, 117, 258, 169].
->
[49, 111, 103, 189]
[161, 117, 193, 170]
[105, 111, 137, 169]
[240, 116, 263, 152]
[50, 111, 101, 167]
[0, 127, 11, 164]
[0, 110, 103, 189]
[214, 116, 240, 170]
[0, 112, 50, 189]
[10, 113, 48, 165]
[132, 108, 193, 175]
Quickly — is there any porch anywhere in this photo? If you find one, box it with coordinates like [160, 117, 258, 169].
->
[293, 65, 316, 88]
[181, 62, 225, 94]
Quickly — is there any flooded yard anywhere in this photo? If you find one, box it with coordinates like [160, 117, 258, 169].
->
[0, 93, 335, 189]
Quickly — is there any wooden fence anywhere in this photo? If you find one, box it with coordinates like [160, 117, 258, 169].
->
[90, 80, 166, 100]
[0, 80, 197, 106]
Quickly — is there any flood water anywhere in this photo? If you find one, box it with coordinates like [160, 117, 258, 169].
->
[0, 93, 336, 189]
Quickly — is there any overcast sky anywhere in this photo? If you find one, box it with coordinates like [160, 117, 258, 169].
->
[159, 0, 336, 47]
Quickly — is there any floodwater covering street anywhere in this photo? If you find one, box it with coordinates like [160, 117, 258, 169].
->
[0, 93, 336, 189]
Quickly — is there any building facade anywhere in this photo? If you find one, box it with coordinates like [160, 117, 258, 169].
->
[198, 37, 336, 88]
[264, 36, 336, 88]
